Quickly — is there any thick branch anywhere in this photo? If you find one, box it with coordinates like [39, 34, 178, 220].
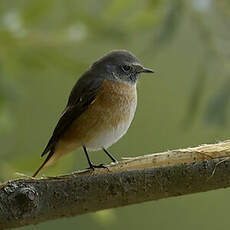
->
[1, 140, 230, 229]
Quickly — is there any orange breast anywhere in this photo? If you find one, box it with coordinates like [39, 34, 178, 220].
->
[56, 80, 137, 154]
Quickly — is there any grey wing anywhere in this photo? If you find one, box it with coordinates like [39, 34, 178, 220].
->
[41, 76, 104, 157]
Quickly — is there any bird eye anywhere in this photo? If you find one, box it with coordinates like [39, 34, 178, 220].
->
[121, 65, 131, 73]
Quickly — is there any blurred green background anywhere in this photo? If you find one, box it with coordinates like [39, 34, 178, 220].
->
[1, 0, 230, 229]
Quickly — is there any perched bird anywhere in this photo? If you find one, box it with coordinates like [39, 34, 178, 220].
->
[33, 50, 154, 177]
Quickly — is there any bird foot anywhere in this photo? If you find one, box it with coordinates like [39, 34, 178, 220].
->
[111, 160, 119, 164]
[87, 163, 108, 170]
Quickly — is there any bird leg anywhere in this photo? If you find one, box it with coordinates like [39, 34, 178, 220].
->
[83, 146, 107, 170]
[103, 148, 118, 163]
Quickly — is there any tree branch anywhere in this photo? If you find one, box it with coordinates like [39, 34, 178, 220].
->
[1, 140, 230, 229]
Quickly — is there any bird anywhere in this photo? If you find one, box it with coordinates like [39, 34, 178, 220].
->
[33, 50, 154, 177]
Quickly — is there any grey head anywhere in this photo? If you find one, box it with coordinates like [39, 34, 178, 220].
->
[90, 50, 154, 84]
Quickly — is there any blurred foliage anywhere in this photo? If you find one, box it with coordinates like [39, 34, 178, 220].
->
[205, 78, 230, 126]
[1, 0, 230, 229]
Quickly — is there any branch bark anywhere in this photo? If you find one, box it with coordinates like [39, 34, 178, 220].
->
[1, 140, 230, 229]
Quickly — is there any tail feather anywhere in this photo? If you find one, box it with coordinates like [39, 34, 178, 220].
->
[41, 139, 54, 157]
[33, 150, 54, 177]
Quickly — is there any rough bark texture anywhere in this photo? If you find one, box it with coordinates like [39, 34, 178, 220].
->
[1, 140, 230, 229]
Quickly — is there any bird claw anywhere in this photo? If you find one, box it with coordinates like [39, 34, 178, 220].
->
[87, 164, 108, 170]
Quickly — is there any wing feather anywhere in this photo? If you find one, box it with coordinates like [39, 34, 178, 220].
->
[33, 71, 104, 177]
[41, 74, 104, 157]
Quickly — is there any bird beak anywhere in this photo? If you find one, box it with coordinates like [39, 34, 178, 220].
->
[141, 66, 154, 73]
[134, 64, 154, 74]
